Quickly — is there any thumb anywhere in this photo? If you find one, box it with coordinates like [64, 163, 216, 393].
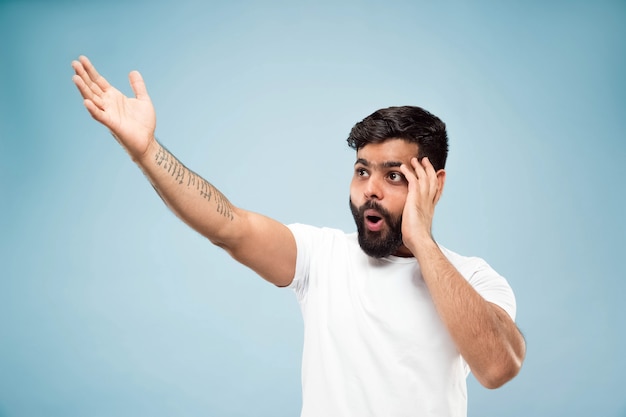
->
[128, 70, 150, 101]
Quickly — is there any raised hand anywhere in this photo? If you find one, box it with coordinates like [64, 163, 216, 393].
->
[399, 157, 446, 249]
[72, 55, 156, 160]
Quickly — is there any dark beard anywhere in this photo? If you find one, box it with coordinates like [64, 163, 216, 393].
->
[349, 199, 404, 258]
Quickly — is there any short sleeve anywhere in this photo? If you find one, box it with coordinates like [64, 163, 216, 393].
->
[286, 223, 316, 302]
[464, 258, 517, 320]
[441, 246, 517, 321]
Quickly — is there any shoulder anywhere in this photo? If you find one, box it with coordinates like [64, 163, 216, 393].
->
[439, 245, 517, 320]
[286, 224, 359, 299]
[438, 245, 495, 277]
[288, 223, 356, 246]
[287, 223, 361, 268]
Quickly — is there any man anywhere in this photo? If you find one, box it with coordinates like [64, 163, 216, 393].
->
[72, 55, 525, 417]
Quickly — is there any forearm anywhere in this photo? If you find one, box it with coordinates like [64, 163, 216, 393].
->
[72, 56, 258, 257]
[130, 138, 296, 287]
[410, 238, 525, 388]
[135, 138, 238, 245]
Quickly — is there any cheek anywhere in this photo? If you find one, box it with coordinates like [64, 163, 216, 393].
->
[349, 181, 362, 204]
[388, 190, 408, 214]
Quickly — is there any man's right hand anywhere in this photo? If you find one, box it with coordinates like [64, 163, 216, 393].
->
[71, 55, 297, 287]
[72, 55, 156, 161]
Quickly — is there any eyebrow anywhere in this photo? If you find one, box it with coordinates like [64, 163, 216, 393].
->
[355, 158, 403, 168]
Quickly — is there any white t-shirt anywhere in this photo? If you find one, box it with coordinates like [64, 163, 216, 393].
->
[287, 224, 517, 417]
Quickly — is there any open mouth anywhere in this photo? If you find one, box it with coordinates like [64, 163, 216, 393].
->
[366, 215, 382, 223]
[364, 209, 384, 232]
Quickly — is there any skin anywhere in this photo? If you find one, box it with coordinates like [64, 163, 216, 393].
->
[351, 139, 526, 388]
[71, 55, 297, 286]
[72, 55, 525, 389]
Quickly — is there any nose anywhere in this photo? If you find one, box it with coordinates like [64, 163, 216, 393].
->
[364, 175, 383, 201]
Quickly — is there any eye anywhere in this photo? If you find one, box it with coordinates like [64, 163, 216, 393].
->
[388, 172, 405, 183]
[355, 168, 369, 178]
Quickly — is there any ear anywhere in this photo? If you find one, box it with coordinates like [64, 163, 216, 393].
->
[434, 169, 446, 205]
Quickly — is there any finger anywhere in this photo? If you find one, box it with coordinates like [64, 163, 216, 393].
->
[411, 157, 427, 192]
[412, 156, 426, 179]
[420, 156, 437, 176]
[401, 161, 425, 206]
[128, 70, 151, 101]
[79, 55, 110, 93]
[72, 59, 104, 98]
[72, 58, 98, 93]
[421, 157, 439, 201]
[83, 98, 109, 125]
[412, 157, 436, 202]
[71, 72, 90, 99]
[72, 74, 105, 109]
[400, 163, 418, 189]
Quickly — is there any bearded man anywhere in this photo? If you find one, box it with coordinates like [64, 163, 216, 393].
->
[72, 55, 525, 417]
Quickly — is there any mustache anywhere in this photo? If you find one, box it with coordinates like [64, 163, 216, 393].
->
[350, 199, 396, 224]
[358, 200, 393, 219]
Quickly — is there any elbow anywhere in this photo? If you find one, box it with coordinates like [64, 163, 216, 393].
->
[476, 322, 527, 389]
[477, 352, 524, 389]
[479, 362, 520, 389]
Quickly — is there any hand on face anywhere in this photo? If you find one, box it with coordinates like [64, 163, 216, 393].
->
[399, 157, 445, 249]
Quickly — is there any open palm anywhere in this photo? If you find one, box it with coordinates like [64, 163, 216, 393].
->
[72, 55, 156, 159]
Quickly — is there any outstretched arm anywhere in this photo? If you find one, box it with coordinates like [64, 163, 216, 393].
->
[399, 157, 526, 388]
[72, 56, 296, 286]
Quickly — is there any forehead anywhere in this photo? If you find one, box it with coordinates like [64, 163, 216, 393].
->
[355, 138, 419, 164]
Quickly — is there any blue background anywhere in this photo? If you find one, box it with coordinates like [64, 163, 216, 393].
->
[1, 0, 625, 416]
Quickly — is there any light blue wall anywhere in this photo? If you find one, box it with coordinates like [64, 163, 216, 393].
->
[1, 1, 625, 416]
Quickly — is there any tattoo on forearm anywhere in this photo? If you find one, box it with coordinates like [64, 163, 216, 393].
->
[154, 145, 234, 220]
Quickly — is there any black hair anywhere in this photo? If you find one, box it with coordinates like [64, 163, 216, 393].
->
[347, 106, 449, 171]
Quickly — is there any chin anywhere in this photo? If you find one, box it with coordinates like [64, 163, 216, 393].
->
[358, 231, 403, 258]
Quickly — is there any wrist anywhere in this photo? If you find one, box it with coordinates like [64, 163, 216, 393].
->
[131, 135, 158, 165]
[404, 230, 437, 256]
